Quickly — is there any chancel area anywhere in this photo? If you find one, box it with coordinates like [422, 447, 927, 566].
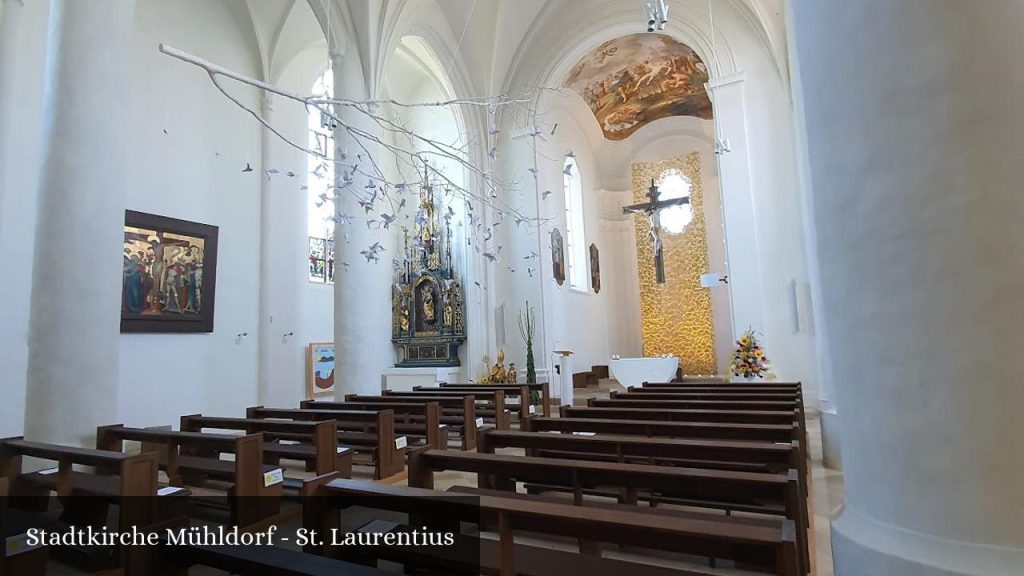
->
[0, 1, 1020, 575]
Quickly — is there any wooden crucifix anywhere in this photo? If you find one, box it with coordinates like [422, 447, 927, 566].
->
[622, 179, 689, 283]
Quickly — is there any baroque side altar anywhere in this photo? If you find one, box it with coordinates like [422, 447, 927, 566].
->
[392, 170, 466, 367]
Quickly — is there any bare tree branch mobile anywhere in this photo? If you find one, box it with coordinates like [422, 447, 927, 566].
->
[159, 44, 562, 273]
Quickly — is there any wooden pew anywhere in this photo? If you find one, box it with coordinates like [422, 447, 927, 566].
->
[478, 429, 804, 484]
[246, 407, 405, 480]
[381, 389, 511, 430]
[0, 437, 181, 575]
[586, 398, 808, 451]
[96, 425, 280, 527]
[563, 404, 799, 428]
[299, 400, 445, 450]
[411, 383, 532, 420]
[153, 540, 389, 576]
[302, 475, 800, 576]
[615, 390, 802, 402]
[528, 414, 798, 440]
[0, 473, 49, 575]
[179, 415, 352, 477]
[437, 382, 552, 417]
[561, 403, 806, 453]
[589, 397, 801, 412]
[338, 395, 481, 450]
[409, 449, 807, 575]
[647, 380, 803, 390]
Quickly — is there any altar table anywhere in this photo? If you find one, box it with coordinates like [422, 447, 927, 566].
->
[609, 357, 678, 387]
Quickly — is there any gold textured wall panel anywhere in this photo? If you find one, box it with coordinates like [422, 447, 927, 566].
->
[631, 153, 716, 374]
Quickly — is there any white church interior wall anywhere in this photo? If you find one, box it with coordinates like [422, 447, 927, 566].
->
[117, 0, 263, 426]
[259, 44, 333, 409]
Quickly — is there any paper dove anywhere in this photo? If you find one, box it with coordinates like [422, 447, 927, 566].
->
[380, 213, 397, 229]
[286, 171, 297, 178]
[242, 163, 254, 173]
[542, 190, 552, 200]
[565, 149, 576, 158]
[366, 219, 378, 229]
[488, 147, 497, 160]
[359, 199, 374, 213]
[550, 123, 559, 135]
[265, 168, 280, 180]
[528, 267, 535, 277]
[563, 163, 574, 177]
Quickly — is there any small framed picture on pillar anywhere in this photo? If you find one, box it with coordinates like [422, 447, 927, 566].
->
[306, 343, 336, 399]
[121, 210, 219, 333]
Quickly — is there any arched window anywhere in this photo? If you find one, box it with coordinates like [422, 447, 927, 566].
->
[307, 69, 335, 283]
[563, 156, 588, 290]
[656, 168, 693, 235]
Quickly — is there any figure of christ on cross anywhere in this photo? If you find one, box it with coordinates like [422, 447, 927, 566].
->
[622, 179, 690, 283]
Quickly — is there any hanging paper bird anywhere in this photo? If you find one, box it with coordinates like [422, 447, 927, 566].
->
[242, 163, 254, 173]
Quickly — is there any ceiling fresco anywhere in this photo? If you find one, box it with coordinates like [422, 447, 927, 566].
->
[565, 34, 713, 141]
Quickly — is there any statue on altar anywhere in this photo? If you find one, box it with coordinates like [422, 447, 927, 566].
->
[422, 290, 435, 323]
[391, 164, 466, 367]
[476, 350, 518, 384]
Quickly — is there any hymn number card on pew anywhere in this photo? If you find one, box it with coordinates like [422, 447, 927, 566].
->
[475, 417, 485, 428]
[395, 436, 408, 450]
[263, 468, 284, 487]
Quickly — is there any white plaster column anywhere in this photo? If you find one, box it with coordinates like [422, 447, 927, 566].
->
[706, 74, 767, 339]
[24, 0, 136, 445]
[256, 92, 277, 404]
[331, 50, 394, 396]
[0, 0, 25, 235]
[792, 0, 1024, 573]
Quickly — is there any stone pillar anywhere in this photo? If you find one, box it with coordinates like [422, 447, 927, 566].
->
[24, 0, 136, 445]
[791, 0, 1024, 573]
[331, 50, 394, 396]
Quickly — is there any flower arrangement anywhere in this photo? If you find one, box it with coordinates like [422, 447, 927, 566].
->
[729, 329, 773, 380]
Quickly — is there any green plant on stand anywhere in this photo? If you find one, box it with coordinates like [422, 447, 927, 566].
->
[518, 302, 540, 405]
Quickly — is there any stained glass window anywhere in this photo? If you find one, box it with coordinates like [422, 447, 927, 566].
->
[308, 67, 336, 283]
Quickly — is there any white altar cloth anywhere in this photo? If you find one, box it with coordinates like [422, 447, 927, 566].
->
[609, 357, 678, 387]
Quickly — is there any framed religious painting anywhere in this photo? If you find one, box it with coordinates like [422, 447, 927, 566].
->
[306, 342, 336, 399]
[590, 243, 601, 293]
[551, 228, 565, 286]
[121, 210, 218, 333]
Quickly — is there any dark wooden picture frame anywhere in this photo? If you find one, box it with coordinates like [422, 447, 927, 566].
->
[121, 210, 218, 333]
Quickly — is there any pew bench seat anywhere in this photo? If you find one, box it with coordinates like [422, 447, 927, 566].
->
[176, 455, 280, 480]
[448, 485, 783, 528]
[352, 523, 714, 576]
[19, 470, 123, 499]
[521, 483, 789, 516]
[158, 541, 388, 576]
